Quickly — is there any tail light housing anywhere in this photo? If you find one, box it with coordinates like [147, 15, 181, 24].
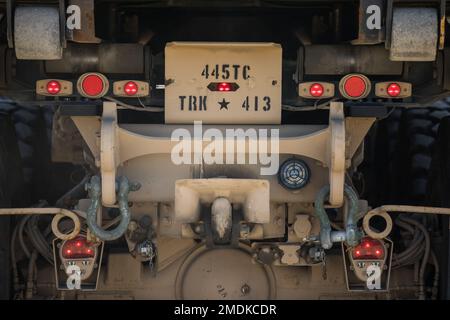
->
[113, 80, 150, 97]
[339, 74, 371, 100]
[344, 237, 392, 289]
[77, 72, 109, 98]
[351, 237, 385, 260]
[298, 82, 334, 99]
[57, 235, 101, 283]
[36, 79, 72, 96]
[375, 81, 412, 98]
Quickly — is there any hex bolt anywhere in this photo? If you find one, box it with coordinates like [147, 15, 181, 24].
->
[241, 284, 251, 295]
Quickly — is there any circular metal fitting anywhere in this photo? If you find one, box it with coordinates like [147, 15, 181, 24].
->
[278, 158, 310, 190]
[362, 209, 393, 239]
[51, 210, 81, 240]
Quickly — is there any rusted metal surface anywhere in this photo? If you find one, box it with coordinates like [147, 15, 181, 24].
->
[351, 0, 385, 45]
[14, 6, 62, 60]
[70, 0, 101, 43]
[390, 7, 438, 61]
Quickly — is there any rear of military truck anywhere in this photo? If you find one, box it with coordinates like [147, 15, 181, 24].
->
[0, 0, 450, 300]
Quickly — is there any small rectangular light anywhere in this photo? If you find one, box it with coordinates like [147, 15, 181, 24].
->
[298, 81, 334, 99]
[375, 81, 412, 98]
[36, 79, 73, 96]
[113, 80, 150, 97]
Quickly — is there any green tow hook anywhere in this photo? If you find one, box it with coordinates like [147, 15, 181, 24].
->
[314, 184, 361, 249]
[85, 175, 140, 241]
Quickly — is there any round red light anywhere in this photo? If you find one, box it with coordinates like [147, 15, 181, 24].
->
[387, 83, 401, 97]
[124, 81, 138, 96]
[343, 76, 367, 98]
[46, 80, 61, 95]
[310, 83, 324, 97]
[81, 74, 105, 97]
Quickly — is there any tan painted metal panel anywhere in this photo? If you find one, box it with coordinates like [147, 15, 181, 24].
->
[165, 42, 282, 124]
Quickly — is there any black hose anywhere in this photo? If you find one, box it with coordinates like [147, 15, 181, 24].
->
[55, 174, 90, 208]
[398, 216, 430, 300]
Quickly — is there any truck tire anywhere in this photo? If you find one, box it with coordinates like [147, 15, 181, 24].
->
[0, 112, 25, 300]
[372, 99, 450, 205]
[427, 115, 450, 300]
[0, 100, 52, 205]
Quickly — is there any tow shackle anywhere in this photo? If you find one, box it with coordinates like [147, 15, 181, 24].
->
[314, 184, 361, 249]
[85, 175, 140, 241]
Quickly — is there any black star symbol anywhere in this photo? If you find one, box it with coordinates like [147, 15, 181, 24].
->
[218, 98, 230, 110]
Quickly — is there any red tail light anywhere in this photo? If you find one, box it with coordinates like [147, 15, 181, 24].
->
[387, 83, 401, 97]
[375, 81, 412, 98]
[61, 236, 96, 259]
[339, 74, 371, 100]
[77, 72, 109, 98]
[309, 83, 324, 97]
[298, 82, 334, 99]
[124, 81, 138, 96]
[207, 82, 239, 92]
[352, 237, 385, 260]
[46, 80, 61, 95]
[36, 79, 73, 96]
[113, 80, 150, 97]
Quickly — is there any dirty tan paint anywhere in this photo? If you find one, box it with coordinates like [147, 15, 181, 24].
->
[165, 42, 282, 124]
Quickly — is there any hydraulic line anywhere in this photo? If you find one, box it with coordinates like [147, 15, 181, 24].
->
[398, 216, 430, 300]
[0, 207, 81, 240]
[430, 250, 439, 300]
[25, 250, 38, 300]
[18, 216, 31, 258]
[392, 219, 425, 267]
[10, 224, 20, 293]
[55, 173, 91, 208]
[26, 216, 53, 264]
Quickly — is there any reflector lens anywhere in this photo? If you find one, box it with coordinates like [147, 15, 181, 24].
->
[343, 76, 367, 98]
[207, 82, 239, 92]
[61, 236, 95, 259]
[219, 82, 231, 92]
[309, 83, 324, 97]
[124, 81, 138, 96]
[46, 80, 61, 95]
[81, 74, 105, 97]
[387, 83, 401, 97]
[352, 237, 385, 260]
